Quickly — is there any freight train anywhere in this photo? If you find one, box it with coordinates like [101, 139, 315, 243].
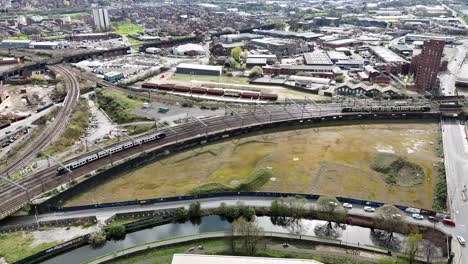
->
[141, 83, 278, 101]
[342, 106, 431, 113]
[57, 132, 166, 175]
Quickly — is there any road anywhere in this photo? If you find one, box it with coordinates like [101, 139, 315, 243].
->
[442, 119, 468, 264]
[0, 65, 80, 176]
[2, 196, 452, 234]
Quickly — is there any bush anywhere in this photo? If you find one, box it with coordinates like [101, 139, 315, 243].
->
[106, 224, 126, 239]
[88, 230, 106, 248]
[235, 167, 273, 191]
[433, 162, 447, 211]
[335, 75, 345, 83]
[174, 207, 188, 221]
[186, 182, 233, 195]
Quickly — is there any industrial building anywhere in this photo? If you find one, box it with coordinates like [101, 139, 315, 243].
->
[171, 254, 323, 264]
[104, 71, 124, 82]
[1, 39, 31, 49]
[176, 63, 223, 76]
[323, 38, 362, 48]
[303, 50, 333, 66]
[369, 46, 406, 64]
[247, 54, 277, 64]
[263, 64, 341, 78]
[219, 33, 263, 43]
[456, 63, 468, 89]
[413, 39, 445, 91]
[246, 58, 267, 68]
[254, 29, 323, 41]
[29, 41, 61, 49]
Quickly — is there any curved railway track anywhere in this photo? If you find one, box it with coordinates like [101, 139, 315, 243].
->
[0, 65, 80, 176]
[0, 101, 438, 220]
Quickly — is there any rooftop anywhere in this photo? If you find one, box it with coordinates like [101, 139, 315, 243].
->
[369, 46, 406, 63]
[303, 51, 333, 65]
[456, 63, 468, 84]
[177, 63, 223, 71]
[171, 254, 324, 264]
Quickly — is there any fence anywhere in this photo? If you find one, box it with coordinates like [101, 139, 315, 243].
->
[0, 216, 96, 233]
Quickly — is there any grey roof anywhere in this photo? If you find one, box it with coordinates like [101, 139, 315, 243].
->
[246, 58, 267, 64]
[303, 51, 333, 65]
[456, 63, 468, 83]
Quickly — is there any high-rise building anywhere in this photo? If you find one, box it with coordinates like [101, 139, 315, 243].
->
[92, 8, 110, 32]
[413, 39, 445, 91]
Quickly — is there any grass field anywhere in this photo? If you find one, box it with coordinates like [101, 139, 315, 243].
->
[169, 73, 250, 85]
[96, 88, 150, 124]
[66, 123, 439, 209]
[0, 231, 60, 263]
[112, 21, 144, 35]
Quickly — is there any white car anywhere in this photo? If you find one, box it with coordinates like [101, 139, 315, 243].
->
[343, 203, 353, 209]
[364, 206, 375, 213]
[457, 236, 466, 246]
[412, 214, 424, 220]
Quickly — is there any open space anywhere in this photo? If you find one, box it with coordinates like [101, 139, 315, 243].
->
[169, 73, 250, 85]
[66, 122, 439, 209]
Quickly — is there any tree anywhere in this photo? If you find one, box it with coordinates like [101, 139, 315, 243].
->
[174, 207, 188, 221]
[233, 217, 265, 256]
[231, 46, 242, 62]
[335, 75, 345, 83]
[403, 233, 422, 264]
[188, 202, 201, 218]
[88, 230, 106, 248]
[421, 240, 436, 263]
[371, 205, 408, 250]
[107, 224, 126, 239]
[275, 22, 289, 31]
[314, 196, 346, 238]
[249, 66, 263, 78]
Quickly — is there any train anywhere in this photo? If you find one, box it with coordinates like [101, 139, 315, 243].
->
[342, 106, 431, 113]
[141, 83, 278, 101]
[57, 132, 166, 175]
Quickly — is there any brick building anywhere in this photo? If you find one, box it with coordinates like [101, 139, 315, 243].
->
[413, 39, 445, 91]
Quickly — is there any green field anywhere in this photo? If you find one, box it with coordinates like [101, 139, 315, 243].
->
[169, 73, 250, 85]
[112, 21, 144, 35]
[96, 88, 150, 124]
[66, 122, 439, 209]
[0, 231, 60, 263]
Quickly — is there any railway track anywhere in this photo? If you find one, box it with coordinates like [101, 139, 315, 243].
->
[0, 65, 80, 177]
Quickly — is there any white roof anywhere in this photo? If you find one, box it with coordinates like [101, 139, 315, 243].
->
[177, 63, 222, 72]
[174, 43, 205, 53]
[171, 254, 323, 264]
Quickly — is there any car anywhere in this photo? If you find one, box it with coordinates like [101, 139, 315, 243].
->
[392, 214, 402, 219]
[412, 214, 424, 220]
[343, 203, 353, 209]
[442, 218, 456, 226]
[457, 236, 466, 246]
[428, 216, 439, 222]
[364, 206, 375, 213]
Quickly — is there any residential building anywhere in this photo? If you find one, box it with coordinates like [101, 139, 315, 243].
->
[93, 8, 111, 32]
[413, 39, 445, 91]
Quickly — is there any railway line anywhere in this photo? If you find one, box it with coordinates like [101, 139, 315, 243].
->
[0, 65, 80, 177]
[0, 99, 438, 220]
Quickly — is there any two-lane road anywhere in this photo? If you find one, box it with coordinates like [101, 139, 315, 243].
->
[442, 119, 468, 264]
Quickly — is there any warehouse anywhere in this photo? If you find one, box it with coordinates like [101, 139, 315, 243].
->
[104, 71, 124, 82]
[246, 58, 267, 68]
[176, 63, 223, 76]
[173, 43, 206, 56]
[247, 54, 277, 64]
[369, 46, 406, 64]
[30, 41, 61, 49]
[303, 50, 333, 66]
[1, 39, 32, 48]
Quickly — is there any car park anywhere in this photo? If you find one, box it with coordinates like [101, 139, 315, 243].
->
[457, 236, 466, 246]
[364, 206, 375, 213]
[343, 203, 353, 209]
[412, 214, 424, 220]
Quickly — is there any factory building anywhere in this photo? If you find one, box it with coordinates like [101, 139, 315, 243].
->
[176, 63, 223, 76]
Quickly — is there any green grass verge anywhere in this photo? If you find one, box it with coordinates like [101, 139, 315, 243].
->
[112, 21, 144, 35]
[186, 167, 272, 195]
[121, 123, 156, 136]
[432, 161, 447, 211]
[127, 37, 142, 44]
[96, 88, 150, 124]
[370, 153, 425, 186]
[169, 73, 250, 85]
[42, 98, 90, 156]
[0, 231, 61, 263]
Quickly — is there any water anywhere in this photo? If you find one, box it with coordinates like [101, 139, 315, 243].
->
[42, 216, 443, 264]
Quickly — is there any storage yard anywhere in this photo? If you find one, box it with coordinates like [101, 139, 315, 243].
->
[65, 122, 439, 209]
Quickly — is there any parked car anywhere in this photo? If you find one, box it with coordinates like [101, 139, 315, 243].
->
[412, 214, 424, 220]
[457, 236, 466, 246]
[442, 218, 456, 226]
[343, 203, 353, 209]
[428, 216, 439, 222]
[364, 206, 375, 213]
[392, 214, 402, 219]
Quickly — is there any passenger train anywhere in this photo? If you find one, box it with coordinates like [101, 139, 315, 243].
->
[57, 132, 166, 175]
[342, 106, 431, 113]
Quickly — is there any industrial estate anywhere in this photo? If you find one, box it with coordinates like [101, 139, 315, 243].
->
[0, 0, 467, 264]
